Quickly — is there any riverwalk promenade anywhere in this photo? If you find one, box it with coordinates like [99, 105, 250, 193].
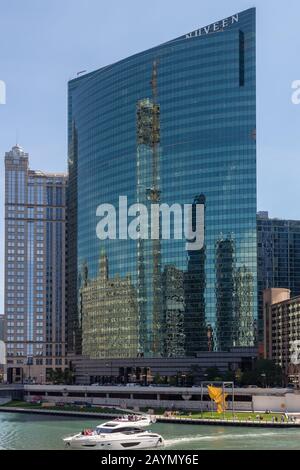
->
[1, 405, 299, 428]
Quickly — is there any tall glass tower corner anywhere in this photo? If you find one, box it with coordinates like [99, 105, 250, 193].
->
[67, 7, 257, 359]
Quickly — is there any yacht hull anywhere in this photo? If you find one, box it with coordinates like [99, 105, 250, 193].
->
[64, 434, 164, 450]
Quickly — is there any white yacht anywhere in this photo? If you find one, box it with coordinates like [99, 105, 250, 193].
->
[63, 415, 164, 450]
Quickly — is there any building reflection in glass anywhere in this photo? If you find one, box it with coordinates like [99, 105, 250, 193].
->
[162, 265, 185, 357]
[234, 266, 255, 347]
[215, 236, 255, 350]
[80, 252, 139, 359]
[215, 236, 235, 350]
[136, 68, 163, 357]
[184, 195, 207, 354]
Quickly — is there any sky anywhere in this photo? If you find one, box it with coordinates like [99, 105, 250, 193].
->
[0, 0, 300, 312]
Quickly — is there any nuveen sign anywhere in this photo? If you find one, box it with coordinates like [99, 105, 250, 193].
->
[185, 14, 239, 39]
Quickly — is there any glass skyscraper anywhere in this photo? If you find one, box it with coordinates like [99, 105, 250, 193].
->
[68, 8, 257, 359]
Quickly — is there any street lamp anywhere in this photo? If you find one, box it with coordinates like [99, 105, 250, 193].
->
[201, 375, 208, 418]
[26, 356, 33, 383]
[261, 373, 266, 388]
[141, 374, 147, 386]
[105, 362, 113, 384]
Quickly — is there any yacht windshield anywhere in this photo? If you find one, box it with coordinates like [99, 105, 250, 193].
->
[96, 427, 114, 434]
[96, 426, 144, 434]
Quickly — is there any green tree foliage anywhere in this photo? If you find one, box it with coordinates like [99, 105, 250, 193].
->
[240, 359, 283, 387]
[47, 369, 74, 385]
[205, 367, 222, 381]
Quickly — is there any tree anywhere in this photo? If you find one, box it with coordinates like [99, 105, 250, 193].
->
[222, 370, 235, 382]
[188, 365, 202, 386]
[169, 376, 177, 386]
[234, 368, 243, 385]
[63, 369, 75, 385]
[240, 359, 283, 387]
[153, 373, 164, 385]
[47, 368, 74, 385]
[205, 367, 222, 381]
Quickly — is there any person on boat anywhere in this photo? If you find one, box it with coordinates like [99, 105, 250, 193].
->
[82, 429, 93, 436]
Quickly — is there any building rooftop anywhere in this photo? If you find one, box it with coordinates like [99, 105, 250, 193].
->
[272, 295, 300, 308]
[257, 211, 300, 223]
[28, 169, 67, 178]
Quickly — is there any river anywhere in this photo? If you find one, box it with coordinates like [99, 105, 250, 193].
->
[0, 412, 299, 450]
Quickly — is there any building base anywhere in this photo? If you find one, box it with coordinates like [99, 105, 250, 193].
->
[70, 348, 257, 385]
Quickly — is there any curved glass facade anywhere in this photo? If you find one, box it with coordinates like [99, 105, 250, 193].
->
[67, 8, 257, 358]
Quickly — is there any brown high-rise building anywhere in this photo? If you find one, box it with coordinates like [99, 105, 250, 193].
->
[4, 144, 67, 383]
[263, 288, 300, 383]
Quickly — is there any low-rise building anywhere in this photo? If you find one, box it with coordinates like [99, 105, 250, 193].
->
[17, 384, 300, 413]
[70, 348, 257, 386]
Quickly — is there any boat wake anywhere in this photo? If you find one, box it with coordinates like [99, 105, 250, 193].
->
[164, 430, 294, 448]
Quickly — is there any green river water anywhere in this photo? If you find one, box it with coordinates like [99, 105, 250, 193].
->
[0, 412, 300, 450]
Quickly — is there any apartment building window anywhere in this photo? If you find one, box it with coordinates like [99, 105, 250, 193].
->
[37, 186, 44, 204]
[28, 185, 35, 204]
[28, 207, 34, 218]
[18, 171, 25, 203]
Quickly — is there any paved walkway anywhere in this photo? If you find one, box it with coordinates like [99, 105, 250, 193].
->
[0, 406, 299, 428]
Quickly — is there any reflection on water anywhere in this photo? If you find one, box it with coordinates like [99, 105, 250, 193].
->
[0, 412, 300, 450]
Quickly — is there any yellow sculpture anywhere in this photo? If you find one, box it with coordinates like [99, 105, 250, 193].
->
[207, 385, 228, 414]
